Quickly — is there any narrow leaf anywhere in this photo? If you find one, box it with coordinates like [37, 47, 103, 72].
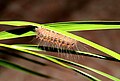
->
[0, 31, 35, 40]
[0, 43, 101, 81]
[45, 21, 120, 31]
[43, 27, 120, 60]
[48, 55, 120, 81]
[13, 44, 120, 62]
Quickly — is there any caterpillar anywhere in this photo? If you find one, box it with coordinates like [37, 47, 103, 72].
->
[35, 26, 78, 51]
[35, 26, 89, 62]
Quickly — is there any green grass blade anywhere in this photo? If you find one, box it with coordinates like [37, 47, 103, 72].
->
[47, 55, 120, 81]
[43, 27, 120, 60]
[45, 21, 120, 31]
[13, 44, 120, 62]
[14, 44, 106, 59]
[0, 21, 41, 40]
[12, 44, 41, 51]
[0, 31, 35, 40]
[0, 59, 51, 78]
[0, 43, 101, 81]
[0, 21, 42, 27]
[1, 21, 120, 32]
[12, 44, 106, 59]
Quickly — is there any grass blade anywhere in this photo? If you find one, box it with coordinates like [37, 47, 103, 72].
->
[13, 44, 120, 62]
[47, 55, 120, 81]
[0, 31, 35, 40]
[0, 43, 101, 81]
[43, 27, 120, 60]
[45, 21, 120, 31]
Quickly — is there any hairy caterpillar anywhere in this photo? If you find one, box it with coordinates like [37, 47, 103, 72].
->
[35, 26, 78, 51]
[34, 26, 84, 61]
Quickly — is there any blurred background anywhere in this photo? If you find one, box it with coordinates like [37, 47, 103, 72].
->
[0, 0, 120, 81]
